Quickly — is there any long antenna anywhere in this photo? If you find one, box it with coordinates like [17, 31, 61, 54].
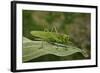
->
[53, 25, 58, 33]
[51, 24, 58, 34]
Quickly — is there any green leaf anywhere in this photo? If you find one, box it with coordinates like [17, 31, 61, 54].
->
[22, 37, 87, 62]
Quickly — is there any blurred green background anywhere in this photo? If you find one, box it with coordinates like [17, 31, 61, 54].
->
[22, 10, 91, 62]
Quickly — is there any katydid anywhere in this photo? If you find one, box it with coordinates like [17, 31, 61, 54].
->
[30, 25, 73, 48]
[30, 31, 71, 44]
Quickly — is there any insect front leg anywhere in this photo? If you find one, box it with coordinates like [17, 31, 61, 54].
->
[38, 40, 44, 49]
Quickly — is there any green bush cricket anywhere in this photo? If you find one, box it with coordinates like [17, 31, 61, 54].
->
[30, 25, 73, 49]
